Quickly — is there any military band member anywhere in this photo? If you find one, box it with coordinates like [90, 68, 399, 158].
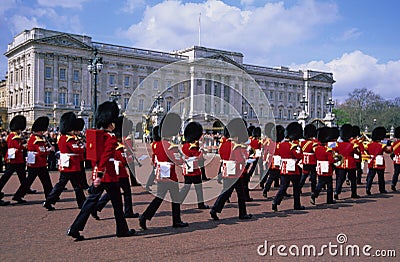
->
[67, 101, 135, 240]
[145, 126, 160, 191]
[43, 112, 86, 210]
[391, 127, 400, 191]
[351, 126, 364, 184]
[216, 126, 231, 184]
[74, 118, 90, 190]
[334, 124, 360, 200]
[180, 121, 209, 209]
[272, 122, 304, 212]
[210, 118, 253, 220]
[243, 126, 262, 201]
[310, 127, 336, 205]
[139, 113, 189, 230]
[13, 117, 54, 204]
[365, 126, 391, 195]
[92, 116, 139, 219]
[0, 115, 27, 205]
[299, 124, 318, 194]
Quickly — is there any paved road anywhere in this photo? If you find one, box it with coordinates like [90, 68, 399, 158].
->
[0, 155, 399, 261]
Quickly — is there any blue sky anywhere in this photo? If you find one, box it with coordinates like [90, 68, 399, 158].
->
[1, 0, 399, 101]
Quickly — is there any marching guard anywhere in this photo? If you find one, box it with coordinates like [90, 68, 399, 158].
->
[391, 127, 400, 191]
[43, 112, 86, 210]
[299, 124, 318, 194]
[351, 126, 364, 184]
[145, 126, 160, 191]
[74, 118, 90, 190]
[13, 116, 54, 204]
[67, 101, 135, 240]
[0, 115, 27, 206]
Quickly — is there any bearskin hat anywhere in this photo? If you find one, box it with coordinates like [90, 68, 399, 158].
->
[352, 125, 361, 138]
[95, 101, 119, 129]
[184, 121, 203, 143]
[9, 115, 26, 131]
[59, 112, 76, 135]
[275, 125, 285, 142]
[304, 124, 317, 139]
[264, 122, 275, 138]
[226, 118, 248, 143]
[247, 124, 255, 137]
[285, 122, 303, 140]
[371, 126, 386, 141]
[159, 112, 181, 138]
[394, 126, 400, 139]
[152, 125, 161, 141]
[327, 127, 339, 141]
[73, 118, 85, 131]
[317, 127, 330, 144]
[252, 127, 261, 138]
[223, 126, 230, 138]
[32, 116, 49, 132]
[340, 124, 353, 141]
[114, 116, 124, 138]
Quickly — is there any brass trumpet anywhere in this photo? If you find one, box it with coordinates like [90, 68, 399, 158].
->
[333, 152, 344, 167]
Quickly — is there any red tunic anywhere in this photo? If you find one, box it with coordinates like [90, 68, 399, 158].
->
[5, 132, 25, 164]
[334, 141, 358, 169]
[365, 141, 390, 169]
[181, 141, 203, 176]
[26, 134, 50, 168]
[154, 140, 184, 182]
[350, 138, 364, 163]
[115, 142, 129, 179]
[221, 142, 248, 179]
[218, 137, 232, 161]
[277, 140, 302, 175]
[92, 131, 119, 183]
[263, 138, 279, 170]
[314, 145, 335, 176]
[58, 134, 85, 172]
[392, 140, 400, 165]
[300, 139, 318, 165]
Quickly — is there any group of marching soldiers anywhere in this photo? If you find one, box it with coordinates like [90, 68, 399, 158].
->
[1, 100, 399, 241]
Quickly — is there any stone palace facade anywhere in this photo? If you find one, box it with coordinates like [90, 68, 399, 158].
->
[4, 28, 334, 133]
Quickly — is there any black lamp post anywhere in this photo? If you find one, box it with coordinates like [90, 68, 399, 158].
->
[88, 49, 103, 128]
[110, 86, 121, 102]
[300, 95, 308, 113]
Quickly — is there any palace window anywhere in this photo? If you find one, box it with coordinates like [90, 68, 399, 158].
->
[138, 99, 144, 111]
[58, 92, 66, 104]
[45, 92, 52, 105]
[73, 70, 80, 82]
[59, 68, 66, 80]
[124, 76, 130, 87]
[73, 94, 80, 106]
[109, 75, 115, 85]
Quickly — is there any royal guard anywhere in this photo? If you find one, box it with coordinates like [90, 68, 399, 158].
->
[43, 112, 86, 210]
[145, 125, 160, 191]
[365, 126, 391, 195]
[180, 121, 209, 209]
[333, 124, 360, 200]
[67, 101, 135, 240]
[299, 124, 318, 194]
[243, 126, 262, 201]
[272, 122, 304, 212]
[139, 113, 189, 230]
[351, 126, 364, 184]
[210, 118, 253, 220]
[310, 127, 337, 205]
[13, 116, 54, 204]
[92, 116, 139, 219]
[0, 115, 28, 205]
[391, 126, 400, 191]
[262, 125, 285, 198]
[216, 126, 231, 184]
[74, 118, 90, 189]
[260, 123, 274, 189]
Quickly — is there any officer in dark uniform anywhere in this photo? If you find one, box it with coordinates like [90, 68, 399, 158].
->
[13, 116, 54, 204]
[43, 112, 86, 210]
[0, 115, 27, 205]
[210, 118, 253, 220]
[180, 121, 209, 209]
[272, 122, 304, 212]
[67, 101, 135, 240]
[139, 113, 189, 230]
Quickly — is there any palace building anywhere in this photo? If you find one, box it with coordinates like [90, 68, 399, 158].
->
[4, 28, 334, 133]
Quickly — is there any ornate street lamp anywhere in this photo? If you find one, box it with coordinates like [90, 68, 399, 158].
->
[326, 97, 334, 113]
[110, 86, 121, 102]
[88, 49, 103, 128]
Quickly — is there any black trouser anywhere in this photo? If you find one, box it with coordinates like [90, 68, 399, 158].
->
[211, 177, 247, 218]
[366, 168, 386, 193]
[70, 181, 129, 236]
[299, 164, 317, 193]
[129, 166, 140, 186]
[262, 169, 280, 194]
[0, 163, 26, 194]
[47, 152, 57, 171]
[313, 176, 334, 203]
[79, 161, 89, 189]
[274, 175, 302, 209]
[96, 177, 134, 216]
[141, 181, 182, 225]
[260, 167, 280, 188]
[335, 168, 357, 196]
[14, 166, 53, 200]
[180, 175, 205, 207]
[391, 164, 400, 188]
[46, 171, 86, 208]
[356, 162, 363, 183]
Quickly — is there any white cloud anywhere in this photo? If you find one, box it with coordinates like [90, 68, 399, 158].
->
[121, 0, 146, 13]
[292, 51, 400, 101]
[240, 0, 254, 6]
[37, 0, 89, 9]
[0, 0, 17, 15]
[8, 15, 44, 34]
[338, 28, 362, 41]
[117, 0, 338, 54]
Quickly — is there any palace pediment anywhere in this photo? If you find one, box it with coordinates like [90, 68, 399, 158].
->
[35, 34, 92, 50]
[309, 73, 335, 84]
